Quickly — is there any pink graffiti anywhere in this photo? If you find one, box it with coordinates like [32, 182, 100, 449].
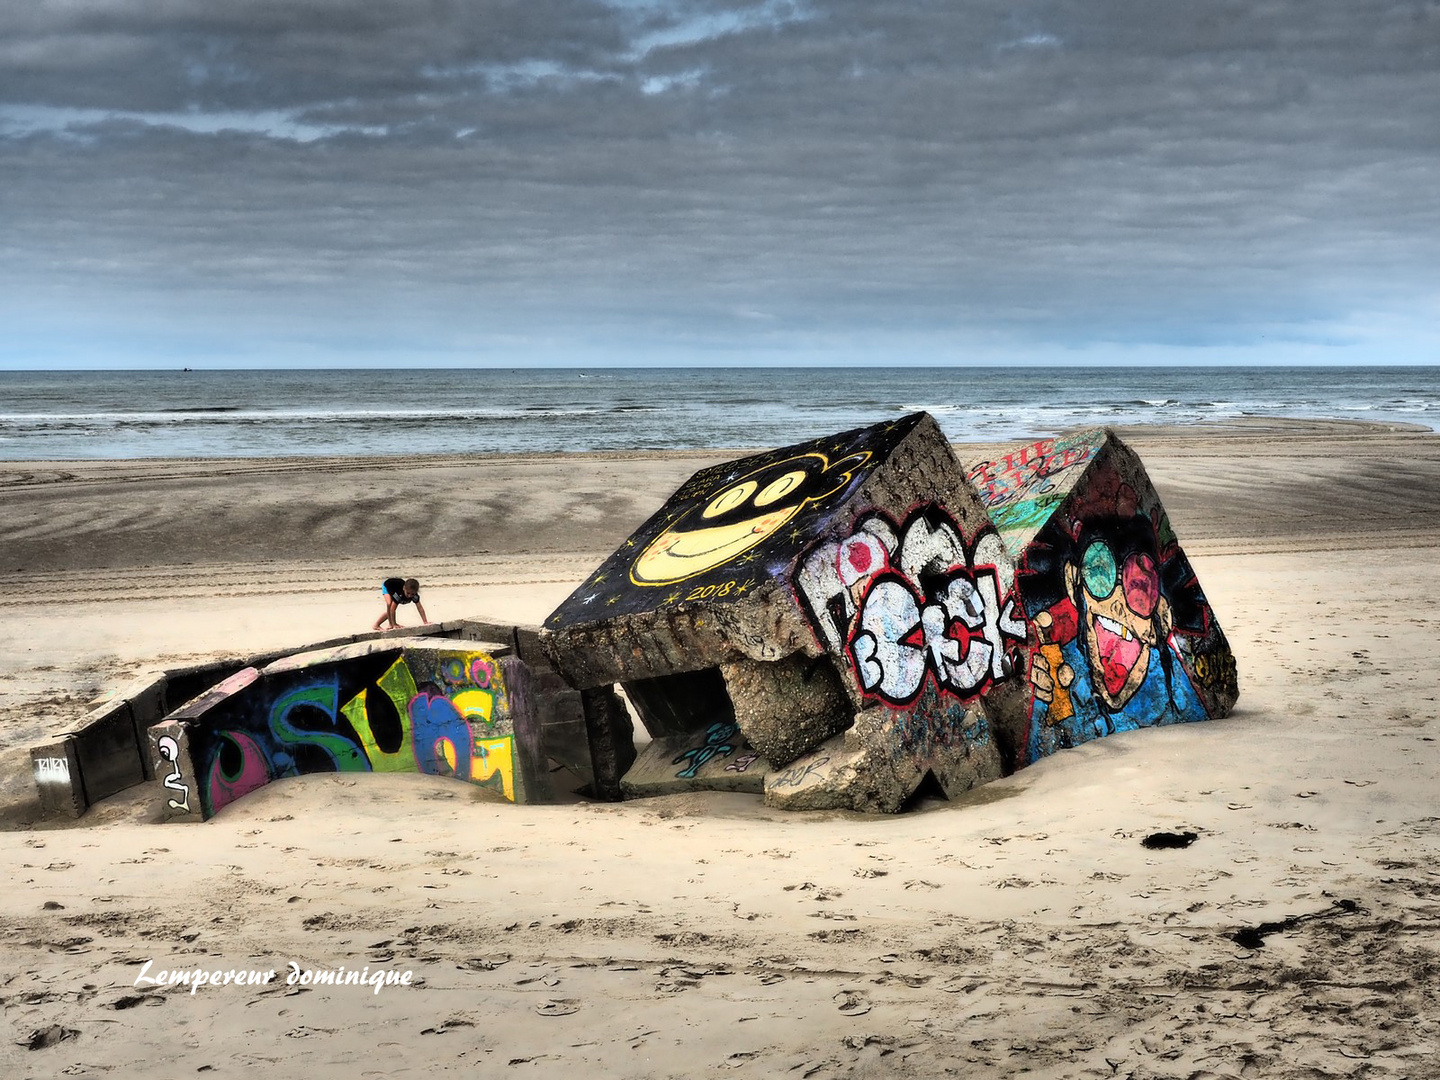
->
[208, 731, 271, 813]
[469, 657, 496, 689]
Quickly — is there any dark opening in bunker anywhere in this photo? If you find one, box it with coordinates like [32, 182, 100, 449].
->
[622, 668, 736, 740]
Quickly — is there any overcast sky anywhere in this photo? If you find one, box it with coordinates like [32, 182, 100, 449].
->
[1, 0, 1436, 368]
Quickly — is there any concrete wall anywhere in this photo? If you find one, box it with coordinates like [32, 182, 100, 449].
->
[29, 620, 572, 819]
[149, 638, 544, 821]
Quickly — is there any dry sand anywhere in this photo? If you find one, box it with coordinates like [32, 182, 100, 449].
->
[1, 418, 1438, 1078]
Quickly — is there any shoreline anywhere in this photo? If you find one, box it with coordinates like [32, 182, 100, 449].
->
[1, 413, 1434, 472]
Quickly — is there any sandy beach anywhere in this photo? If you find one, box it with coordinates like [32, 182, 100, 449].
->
[2, 418, 1438, 1078]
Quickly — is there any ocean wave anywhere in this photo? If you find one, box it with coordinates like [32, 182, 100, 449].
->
[3, 366, 1438, 459]
[0, 407, 607, 428]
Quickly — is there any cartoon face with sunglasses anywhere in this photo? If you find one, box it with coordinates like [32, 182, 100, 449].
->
[1063, 531, 1172, 710]
[1027, 509, 1209, 759]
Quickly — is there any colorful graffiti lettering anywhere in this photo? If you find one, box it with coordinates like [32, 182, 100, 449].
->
[472, 736, 516, 800]
[797, 506, 1026, 707]
[269, 681, 369, 774]
[673, 722, 741, 779]
[970, 434, 1103, 540]
[156, 735, 191, 812]
[342, 658, 421, 772]
[207, 731, 271, 815]
[193, 649, 516, 816]
[1018, 481, 1224, 763]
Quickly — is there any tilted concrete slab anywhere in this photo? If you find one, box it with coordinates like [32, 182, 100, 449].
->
[541, 414, 945, 688]
[619, 723, 771, 798]
[967, 429, 1240, 767]
[719, 653, 851, 768]
[763, 682, 1006, 813]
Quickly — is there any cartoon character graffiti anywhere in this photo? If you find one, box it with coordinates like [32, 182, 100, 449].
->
[1020, 507, 1219, 762]
[156, 735, 191, 812]
[631, 451, 871, 586]
[797, 506, 1026, 708]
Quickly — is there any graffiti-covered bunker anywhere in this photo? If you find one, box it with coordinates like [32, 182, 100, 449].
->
[31, 622, 612, 822]
[31, 411, 1239, 822]
[540, 412, 1239, 813]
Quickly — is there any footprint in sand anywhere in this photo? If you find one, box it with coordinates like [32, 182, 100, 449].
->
[833, 990, 872, 1016]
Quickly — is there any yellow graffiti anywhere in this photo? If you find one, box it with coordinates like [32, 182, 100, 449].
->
[630, 451, 871, 587]
[342, 657, 421, 772]
[341, 654, 512, 798]
[474, 736, 515, 801]
[452, 688, 497, 724]
[437, 650, 507, 721]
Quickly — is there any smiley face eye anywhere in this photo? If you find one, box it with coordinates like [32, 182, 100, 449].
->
[702, 480, 757, 519]
[755, 470, 807, 507]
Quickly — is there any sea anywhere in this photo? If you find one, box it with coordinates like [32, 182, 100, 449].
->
[1, 366, 1437, 460]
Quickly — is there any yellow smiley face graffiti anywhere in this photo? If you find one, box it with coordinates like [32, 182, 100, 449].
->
[630, 451, 871, 586]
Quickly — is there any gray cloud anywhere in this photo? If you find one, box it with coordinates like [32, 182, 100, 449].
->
[1, 1, 1437, 366]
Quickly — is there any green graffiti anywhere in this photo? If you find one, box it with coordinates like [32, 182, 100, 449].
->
[269, 683, 368, 772]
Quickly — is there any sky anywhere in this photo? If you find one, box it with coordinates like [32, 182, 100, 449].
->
[1, 0, 1437, 369]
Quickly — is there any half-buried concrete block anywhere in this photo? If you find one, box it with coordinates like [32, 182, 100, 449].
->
[149, 718, 204, 821]
[71, 697, 147, 805]
[718, 653, 850, 768]
[542, 412, 1016, 812]
[148, 640, 550, 820]
[30, 737, 86, 818]
[147, 666, 261, 821]
[965, 429, 1240, 767]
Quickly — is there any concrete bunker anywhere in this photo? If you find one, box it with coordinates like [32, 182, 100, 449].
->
[30, 413, 1238, 821]
[31, 620, 626, 822]
[541, 412, 1019, 812]
[541, 413, 1239, 813]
